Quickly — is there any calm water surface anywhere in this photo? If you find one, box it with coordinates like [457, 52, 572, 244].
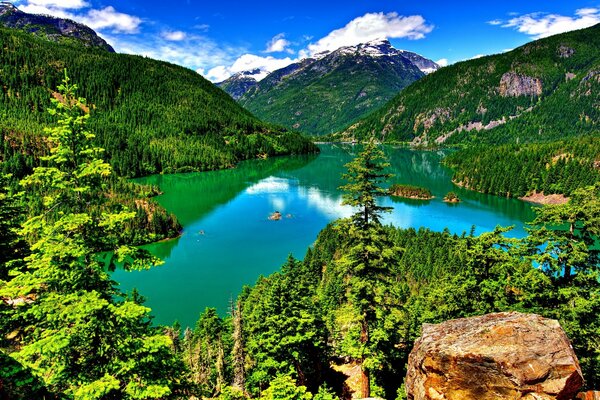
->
[113, 144, 536, 328]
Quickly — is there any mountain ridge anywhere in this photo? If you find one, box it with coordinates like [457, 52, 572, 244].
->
[218, 39, 439, 135]
[0, 1, 114, 52]
[340, 24, 600, 145]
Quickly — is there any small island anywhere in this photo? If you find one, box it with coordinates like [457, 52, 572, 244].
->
[388, 184, 433, 200]
[444, 191, 461, 203]
[268, 211, 282, 220]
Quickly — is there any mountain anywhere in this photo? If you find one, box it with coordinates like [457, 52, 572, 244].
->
[0, 27, 317, 179]
[341, 24, 600, 145]
[218, 69, 262, 100]
[218, 39, 439, 135]
[0, 1, 114, 52]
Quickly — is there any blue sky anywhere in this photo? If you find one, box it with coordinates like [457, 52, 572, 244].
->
[12, 0, 600, 81]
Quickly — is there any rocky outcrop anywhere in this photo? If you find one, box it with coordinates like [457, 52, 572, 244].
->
[499, 72, 543, 97]
[577, 392, 600, 400]
[558, 45, 575, 58]
[406, 312, 584, 400]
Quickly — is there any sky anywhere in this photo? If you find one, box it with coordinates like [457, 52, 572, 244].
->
[11, 0, 600, 82]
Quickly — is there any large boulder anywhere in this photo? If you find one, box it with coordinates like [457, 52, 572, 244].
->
[406, 312, 584, 400]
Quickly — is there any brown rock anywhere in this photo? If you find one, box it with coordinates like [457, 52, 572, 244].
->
[577, 392, 600, 400]
[406, 312, 584, 400]
[499, 72, 543, 97]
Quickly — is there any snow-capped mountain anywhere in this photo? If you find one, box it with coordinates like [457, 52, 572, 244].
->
[218, 39, 439, 135]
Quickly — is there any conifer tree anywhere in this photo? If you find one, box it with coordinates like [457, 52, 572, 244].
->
[338, 140, 400, 398]
[0, 71, 184, 399]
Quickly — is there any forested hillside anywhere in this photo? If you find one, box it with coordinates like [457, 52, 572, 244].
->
[341, 24, 600, 145]
[0, 2, 114, 51]
[445, 137, 600, 198]
[0, 28, 317, 178]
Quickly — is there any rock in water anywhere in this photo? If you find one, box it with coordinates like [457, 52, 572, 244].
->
[406, 312, 584, 400]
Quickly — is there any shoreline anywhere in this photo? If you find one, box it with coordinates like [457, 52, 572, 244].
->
[518, 192, 569, 205]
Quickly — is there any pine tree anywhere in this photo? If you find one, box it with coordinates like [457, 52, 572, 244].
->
[337, 140, 400, 398]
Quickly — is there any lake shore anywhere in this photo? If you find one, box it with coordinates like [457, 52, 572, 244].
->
[519, 192, 569, 205]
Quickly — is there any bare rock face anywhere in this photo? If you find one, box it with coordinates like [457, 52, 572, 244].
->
[558, 45, 575, 58]
[499, 72, 543, 97]
[406, 312, 584, 400]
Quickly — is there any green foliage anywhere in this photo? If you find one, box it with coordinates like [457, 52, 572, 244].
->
[0, 72, 185, 398]
[443, 191, 460, 202]
[242, 256, 328, 395]
[219, 385, 247, 400]
[388, 184, 433, 199]
[260, 376, 312, 400]
[445, 137, 600, 197]
[312, 385, 339, 400]
[0, 27, 317, 179]
[343, 24, 600, 145]
[340, 140, 393, 228]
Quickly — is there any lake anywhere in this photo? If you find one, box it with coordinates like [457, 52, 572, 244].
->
[113, 144, 537, 328]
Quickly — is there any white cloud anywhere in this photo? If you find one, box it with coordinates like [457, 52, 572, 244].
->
[193, 23, 210, 32]
[487, 19, 503, 26]
[103, 32, 240, 80]
[471, 54, 485, 59]
[16, 2, 142, 34]
[162, 30, 187, 41]
[17, 3, 72, 18]
[265, 33, 292, 53]
[497, 7, 600, 39]
[81, 6, 142, 34]
[24, 0, 88, 9]
[205, 53, 295, 82]
[304, 12, 433, 56]
[435, 58, 448, 67]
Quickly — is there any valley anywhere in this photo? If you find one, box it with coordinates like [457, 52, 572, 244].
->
[0, 2, 598, 399]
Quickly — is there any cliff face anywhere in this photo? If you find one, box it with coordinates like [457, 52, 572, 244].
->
[406, 312, 584, 400]
[499, 72, 543, 97]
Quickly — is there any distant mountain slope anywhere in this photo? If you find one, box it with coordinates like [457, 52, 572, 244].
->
[0, 28, 317, 178]
[219, 39, 438, 135]
[341, 24, 600, 145]
[0, 2, 114, 52]
[218, 69, 262, 100]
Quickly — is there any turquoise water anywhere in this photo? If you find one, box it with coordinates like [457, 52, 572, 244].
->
[112, 144, 536, 328]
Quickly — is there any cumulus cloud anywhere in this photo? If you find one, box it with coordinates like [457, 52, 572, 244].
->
[22, 0, 88, 9]
[16, 2, 142, 34]
[303, 12, 433, 56]
[162, 30, 187, 41]
[494, 7, 600, 39]
[105, 32, 239, 78]
[205, 54, 295, 82]
[265, 33, 292, 53]
[435, 58, 448, 67]
[81, 6, 142, 34]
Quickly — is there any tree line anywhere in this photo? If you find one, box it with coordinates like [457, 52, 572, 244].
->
[445, 137, 600, 198]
